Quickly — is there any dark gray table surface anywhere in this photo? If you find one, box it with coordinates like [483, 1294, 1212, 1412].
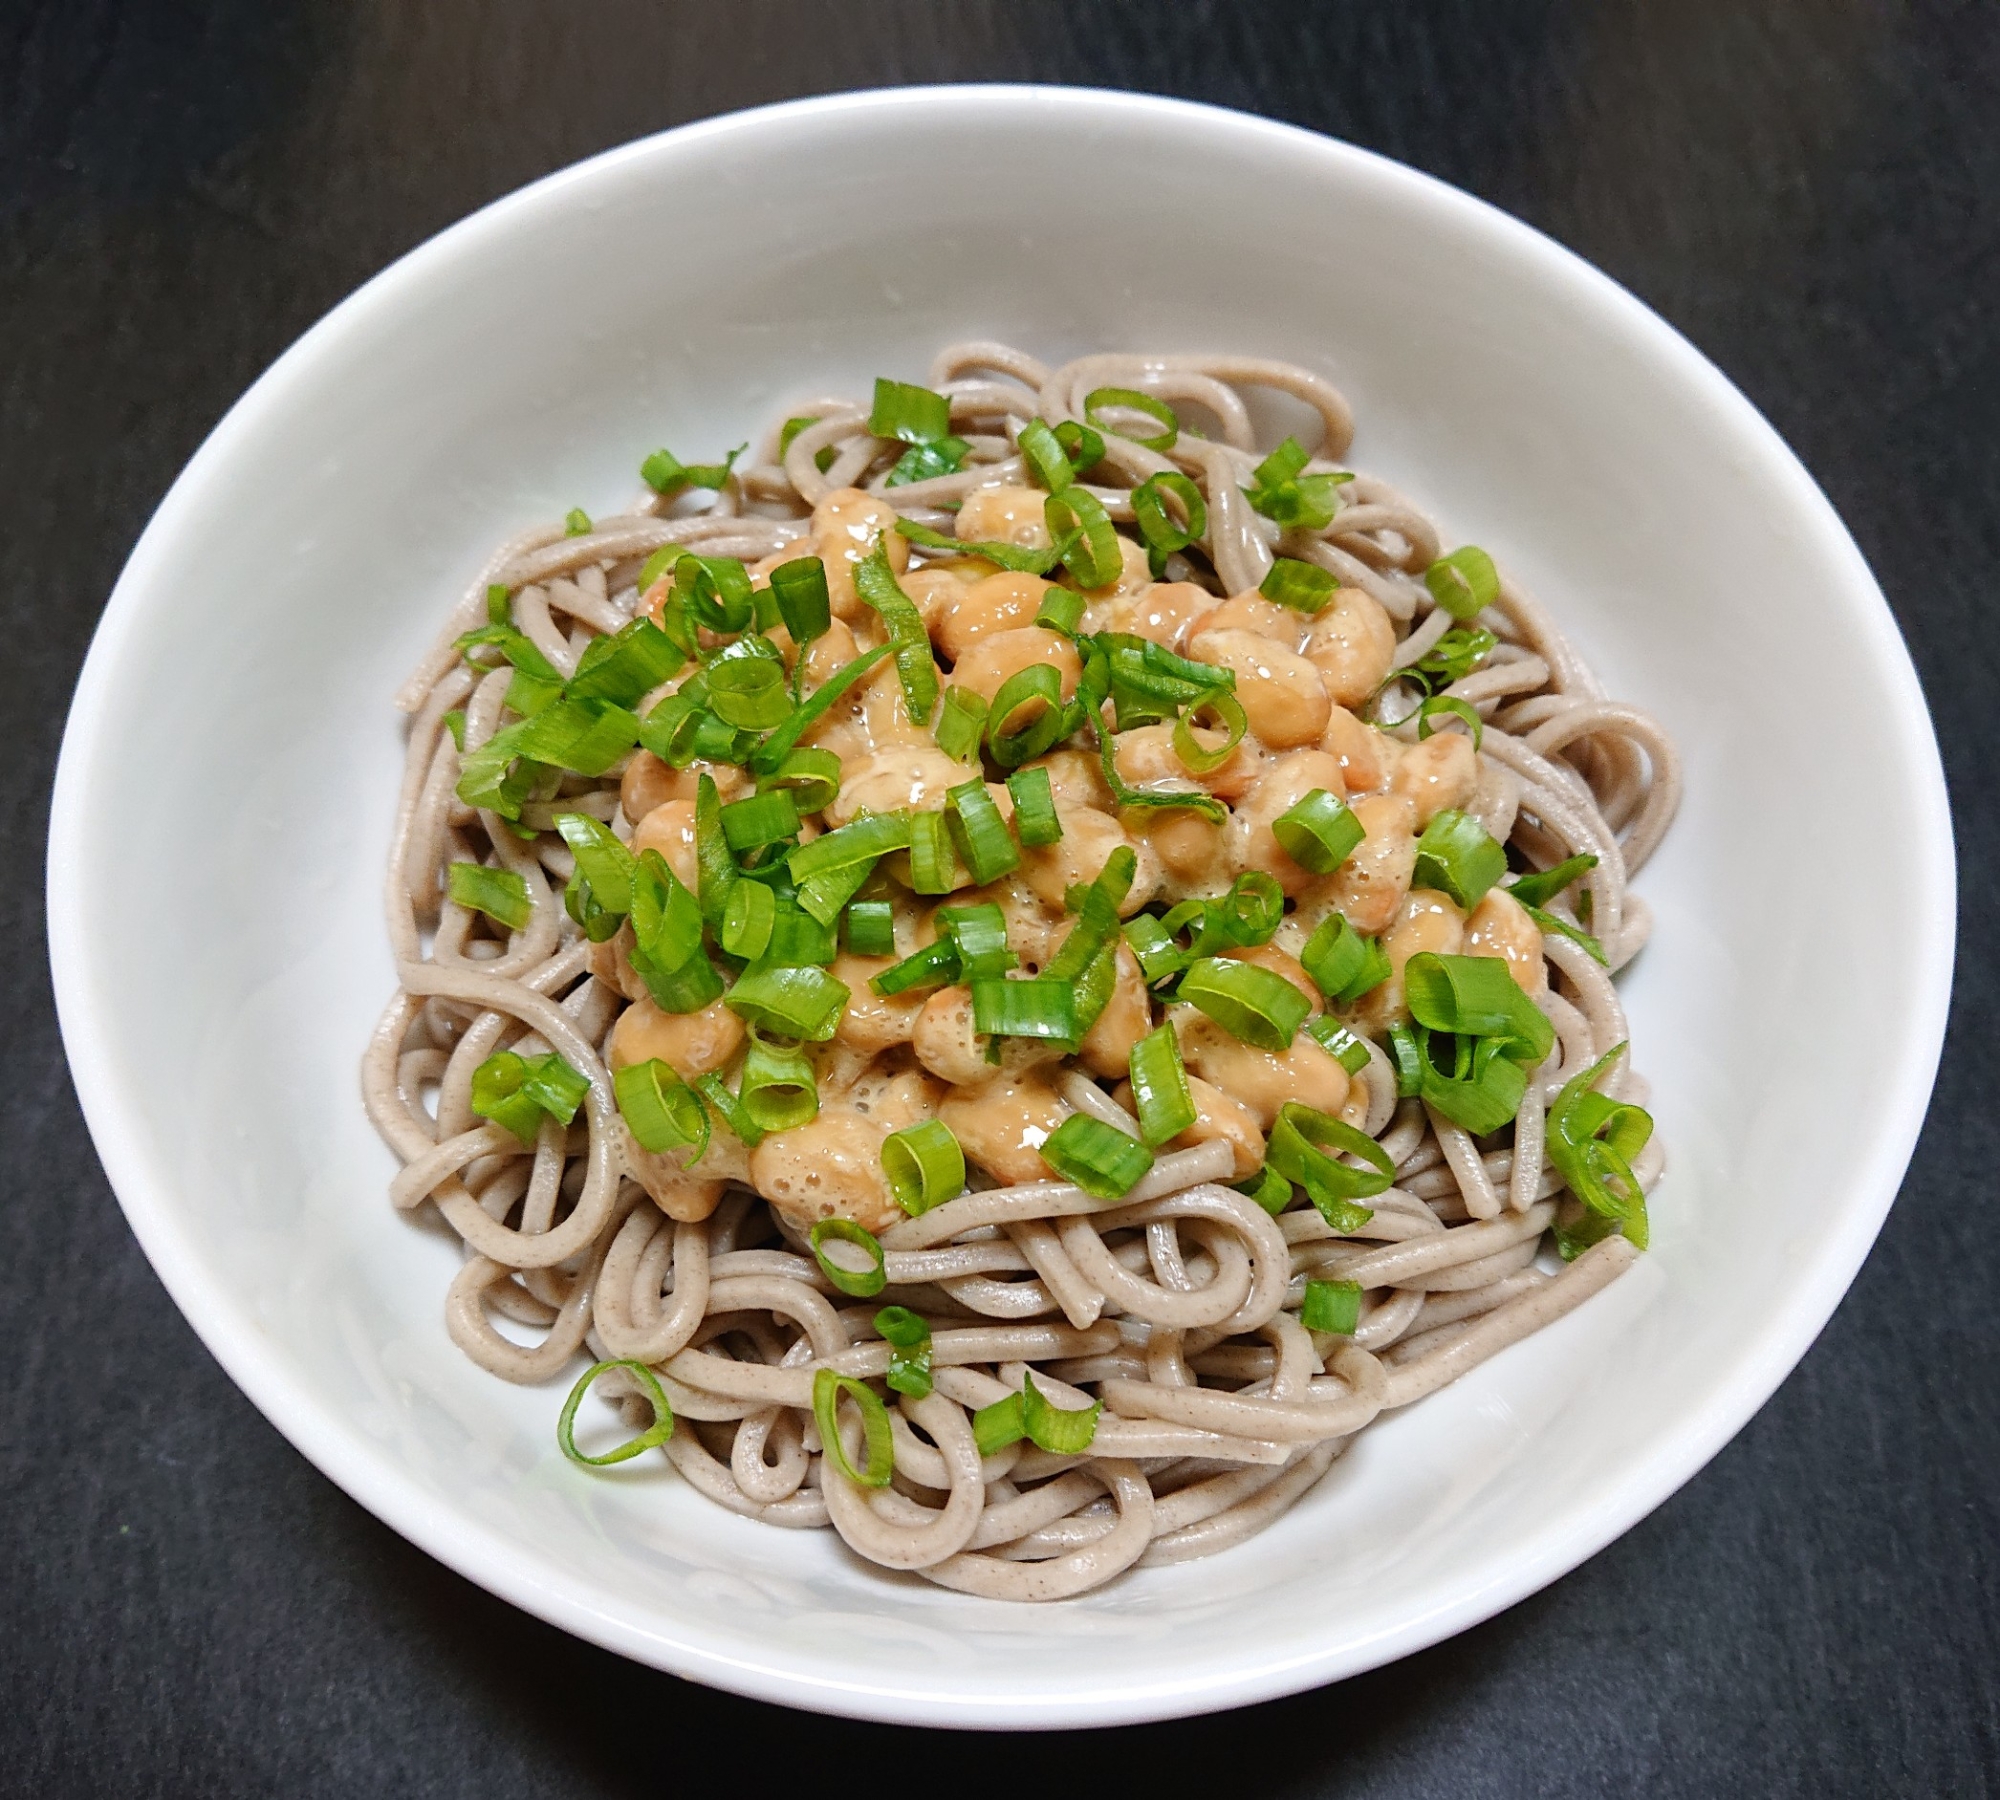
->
[7, 3, 1996, 1793]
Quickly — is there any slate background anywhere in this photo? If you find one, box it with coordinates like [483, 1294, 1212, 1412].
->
[6, 2, 1996, 1793]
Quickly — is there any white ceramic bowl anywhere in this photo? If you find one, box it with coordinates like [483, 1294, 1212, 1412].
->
[48, 87, 1952, 1728]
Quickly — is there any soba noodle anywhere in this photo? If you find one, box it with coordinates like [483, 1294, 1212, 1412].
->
[364, 343, 1677, 1599]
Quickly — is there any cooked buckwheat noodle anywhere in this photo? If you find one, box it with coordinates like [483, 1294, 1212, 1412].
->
[365, 342, 1676, 1599]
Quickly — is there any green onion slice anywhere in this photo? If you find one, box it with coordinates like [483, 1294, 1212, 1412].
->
[971, 976, 1079, 1042]
[613, 1058, 710, 1160]
[882, 1118, 966, 1216]
[1300, 912, 1391, 1005]
[1219, 870, 1284, 946]
[1123, 914, 1186, 986]
[707, 653, 794, 731]
[973, 1392, 1026, 1456]
[693, 773, 736, 926]
[933, 685, 989, 762]
[1424, 546, 1501, 621]
[1173, 690, 1248, 774]
[788, 812, 911, 887]
[852, 546, 940, 727]
[946, 779, 1022, 884]
[874, 1305, 934, 1399]
[1096, 716, 1226, 824]
[769, 556, 832, 650]
[1306, 1014, 1373, 1075]
[1005, 765, 1062, 847]
[723, 962, 850, 1042]
[812, 1367, 894, 1488]
[1129, 1023, 1197, 1147]
[1272, 788, 1365, 876]
[567, 616, 688, 706]
[1130, 472, 1207, 575]
[937, 902, 1017, 979]
[1412, 809, 1508, 910]
[509, 697, 641, 778]
[1547, 1043, 1653, 1256]
[1038, 1113, 1154, 1200]
[1387, 1022, 1424, 1097]
[1237, 1164, 1293, 1215]
[564, 507, 592, 537]
[767, 898, 838, 967]
[809, 1217, 885, 1297]
[720, 879, 776, 961]
[719, 788, 800, 854]
[1403, 952, 1555, 1065]
[746, 643, 897, 777]
[1522, 901, 1609, 965]
[1507, 853, 1599, 908]
[885, 437, 971, 487]
[843, 898, 896, 959]
[869, 937, 962, 998]
[1035, 586, 1086, 636]
[1054, 419, 1106, 476]
[1018, 417, 1077, 493]
[1416, 694, 1483, 749]
[906, 809, 960, 896]
[1044, 487, 1122, 589]
[1301, 1278, 1363, 1336]
[447, 862, 533, 932]
[757, 745, 841, 815]
[694, 1070, 764, 1147]
[1083, 385, 1178, 452]
[984, 664, 1070, 769]
[674, 553, 755, 636]
[1260, 557, 1337, 614]
[641, 443, 744, 496]
[558, 1359, 675, 1466]
[1045, 846, 1136, 983]
[1243, 436, 1353, 530]
[869, 377, 952, 445]
[1412, 1026, 1530, 1136]
[894, 518, 1064, 577]
[740, 1035, 819, 1133]
[1266, 1103, 1391, 1231]
[1177, 956, 1310, 1051]
[1021, 1370, 1102, 1453]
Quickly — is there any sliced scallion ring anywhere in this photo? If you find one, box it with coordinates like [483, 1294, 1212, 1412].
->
[946, 779, 1022, 883]
[756, 745, 841, 815]
[1044, 487, 1122, 590]
[723, 963, 850, 1042]
[1005, 765, 1062, 847]
[1416, 693, 1483, 749]
[1177, 956, 1311, 1051]
[718, 788, 800, 855]
[809, 1216, 885, 1296]
[874, 1305, 934, 1399]
[768, 555, 831, 648]
[1020, 1370, 1102, 1453]
[613, 1058, 710, 1160]
[707, 653, 794, 731]
[1271, 788, 1365, 876]
[1300, 1278, 1363, 1336]
[881, 1118, 966, 1216]
[1172, 690, 1248, 775]
[1037, 1113, 1154, 1200]
[1412, 808, 1508, 909]
[1423, 545, 1500, 620]
[843, 899, 896, 959]
[1265, 1103, 1392, 1231]
[1130, 471, 1206, 575]
[557, 1359, 674, 1466]
[1128, 1023, 1196, 1147]
[447, 862, 533, 932]
[906, 808, 960, 895]
[933, 685, 989, 762]
[812, 1367, 894, 1487]
[970, 976, 1079, 1043]
[1259, 557, 1337, 614]
[1083, 385, 1178, 453]
[719, 878, 776, 961]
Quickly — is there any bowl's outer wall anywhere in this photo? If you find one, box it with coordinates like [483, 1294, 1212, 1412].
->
[47, 89, 1952, 1727]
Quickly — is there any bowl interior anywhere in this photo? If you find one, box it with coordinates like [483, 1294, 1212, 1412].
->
[48, 88, 1951, 1727]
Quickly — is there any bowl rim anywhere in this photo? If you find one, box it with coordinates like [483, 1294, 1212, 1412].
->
[46, 83, 1956, 1729]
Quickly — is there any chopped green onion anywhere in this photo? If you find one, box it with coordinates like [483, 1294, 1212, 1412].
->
[507, 697, 640, 778]
[629, 847, 705, 971]
[804, 1208, 884, 1296]
[1243, 437, 1353, 530]
[720, 879, 776, 960]
[746, 643, 896, 777]
[1272, 788, 1365, 876]
[613, 1058, 710, 1160]
[1301, 1278, 1363, 1336]
[1411, 1026, 1529, 1135]
[1044, 487, 1122, 589]
[719, 789, 800, 855]
[757, 746, 841, 815]
[1237, 1164, 1293, 1215]
[471, 1049, 586, 1144]
[1083, 385, 1178, 452]
[455, 619, 558, 684]
[971, 976, 1078, 1042]
[1219, 870, 1284, 945]
[564, 507, 592, 537]
[938, 902, 1017, 979]
[788, 812, 912, 885]
[674, 553, 755, 635]
[882, 1118, 966, 1216]
[637, 682, 707, 767]
[1177, 956, 1310, 1051]
[567, 616, 687, 705]
[1071, 942, 1120, 1042]
[1260, 558, 1337, 614]
[558, 1359, 674, 1466]
[766, 897, 838, 967]
[869, 937, 962, 998]
[1037, 1113, 1153, 1199]
[843, 899, 896, 959]
[1172, 690, 1248, 774]
[1387, 1022, 1424, 1096]
[693, 773, 736, 926]
[556, 813, 636, 935]
[985, 664, 1070, 769]
[1021, 1370, 1101, 1453]
[1413, 809, 1508, 910]
[1416, 694, 1483, 749]
[707, 653, 794, 731]
[1035, 587, 1086, 636]
[1522, 901, 1609, 965]
[447, 862, 533, 932]
[885, 436, 971, 486]
[1054, 419, 1106, 476]
[852, 545, 940, 727]
[1403, 952, 1555, 1065]
[893, 518, 1064, 577]
[934, 685, 989, 762]
[812, 1367, 893, 1487]
[1411, 626, 1498, 691]
[1018, 417, 1077, 493]
[1130, 472, 1207, 576]
[1265, 1103, 1391, 1231]
[1300, 912, 1391, 1005]
[636, 544, 690, 593]
[441, 709, 468, 751]
[973, 1392, 1026, 1456]
[1095, 716, 1226, 824]
[485, 583, 512, 624]
[724, 962, 849, 1041]
[1306, 1014, 1373, 1075]
[1424, 546, 1500, 621]
[1005, 765, 1062, 847]
[1547, 1044, 1653, 1256]
[869, 377, 952, 445]
[874, 1305, 934, 1398]
[769, 556, 832, 650]
[1129, 1023, 1196, 1147]
[1507, 854, 1599, 908]
[641, 443, 744, 496]
[1044, 846, 1135, 983]
[1123, 914, 1186, 985]
[779, 416, 816, 455]
[946, 779, 1022, 883]
[740, 1036, 819, 1133]
[694, 1070, 764, 1147]
[906, 809, 960, 895]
